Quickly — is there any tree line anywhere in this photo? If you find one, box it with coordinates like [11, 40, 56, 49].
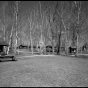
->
[0, 1, 88, 55]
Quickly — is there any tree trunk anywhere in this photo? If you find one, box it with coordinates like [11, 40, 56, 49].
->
[3, 25, 6, 41]
[76, 34, 78, 56]
[57, 33, 61, 55]
[7, 26, 13, 54]
[31, 39, 33, 54]
[65, 31, 68, 55]
[14, 1, 19, 55]
[52, 42, 54, 54]
[51, 35, 55, 54]
[57, 23, 62, 55]
[30, 30, 33, 54]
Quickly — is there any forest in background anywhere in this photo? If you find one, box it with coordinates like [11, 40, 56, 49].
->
[0, 1, 88, 55]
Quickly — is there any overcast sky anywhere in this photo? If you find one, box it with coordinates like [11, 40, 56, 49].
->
[19, 1, 38, 11]
[0, 1, 42, 19]
[0, 1, 88, 18]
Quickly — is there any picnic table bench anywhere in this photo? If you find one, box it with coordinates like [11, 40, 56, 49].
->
[0, 54, 16, 62]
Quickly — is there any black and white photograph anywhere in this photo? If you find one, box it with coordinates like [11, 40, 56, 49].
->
[0, 1, 88, 87]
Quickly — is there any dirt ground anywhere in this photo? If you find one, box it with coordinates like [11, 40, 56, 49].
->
[0, 55, 88, 87]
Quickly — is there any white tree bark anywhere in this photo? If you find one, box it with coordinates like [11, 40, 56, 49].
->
[59, 2, 68, 54]
[28, 12, 34, 54]
[2, 2, 7, 41]
[75, 1, 81, 56]
[14, 1, 19, 54]
[7, 26, 14, 54]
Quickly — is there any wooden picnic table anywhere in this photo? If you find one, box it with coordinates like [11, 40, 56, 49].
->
[0, 54, 16, 61]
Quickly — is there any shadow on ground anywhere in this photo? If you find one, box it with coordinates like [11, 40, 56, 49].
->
[0, 59, 17, 62]
[77, 55, 88, 59]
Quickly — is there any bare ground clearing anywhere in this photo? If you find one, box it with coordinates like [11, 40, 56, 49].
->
[0, 55, 88, 87]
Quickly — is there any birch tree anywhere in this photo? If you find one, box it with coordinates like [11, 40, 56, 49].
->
[39, 2, 46, 54]
[68, 1, 88, 55]
[1, 1, 8, 41]
[43, 1, 59, 54]
[0, 1, 13, 54]
[7, 11, 15, 54]
[43, 1, 69, 54]
[28, 9, 35, 54]
[12, 1, 20, 54]
[7, 1, 24, 54]
[0, 1, 10, 42]
[73, 1, 81, 55]
[43, 1, 77, 55]
[57, 1, 68, 54]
